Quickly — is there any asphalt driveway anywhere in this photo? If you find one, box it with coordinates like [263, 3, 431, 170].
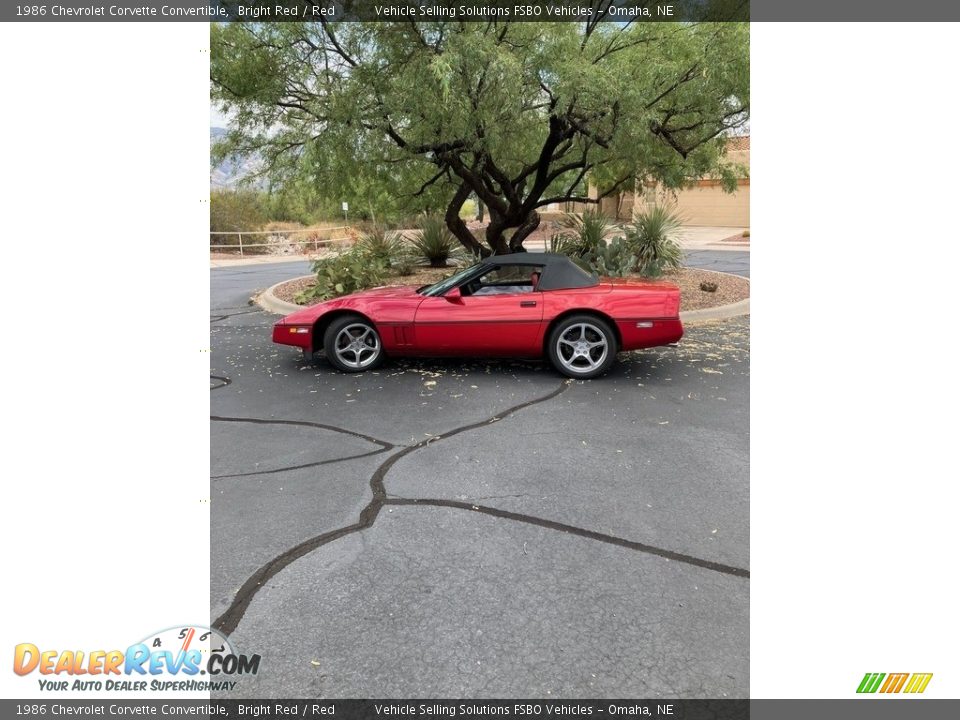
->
[210, 256, 749, 698]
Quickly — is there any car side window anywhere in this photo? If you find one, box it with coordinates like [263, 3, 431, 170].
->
[466, 265, 544, 296]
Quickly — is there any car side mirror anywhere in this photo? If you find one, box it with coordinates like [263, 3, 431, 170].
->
[444, 287, 463, 303]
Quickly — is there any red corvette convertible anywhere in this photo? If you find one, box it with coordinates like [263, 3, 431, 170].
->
[272, 252, 682, 379]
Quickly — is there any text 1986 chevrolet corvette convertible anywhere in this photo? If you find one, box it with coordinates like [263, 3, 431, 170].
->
[273, 252, 682, 379]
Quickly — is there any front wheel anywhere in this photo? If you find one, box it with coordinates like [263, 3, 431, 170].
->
[547, 315, 617, 379]
[323, 316, 384, 373]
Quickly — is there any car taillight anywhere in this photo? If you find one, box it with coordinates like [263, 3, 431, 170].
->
[665, 292, 681, 317]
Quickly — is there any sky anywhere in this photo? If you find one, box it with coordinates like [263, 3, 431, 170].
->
[210, 104, 231, 129]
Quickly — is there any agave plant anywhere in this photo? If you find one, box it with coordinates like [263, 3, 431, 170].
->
[623, 204, 685, 277]
[553, 209, 616, 256]
[408, 215, 459, 268]
[548, 232, 583, 257]
[355, 226, 405, 264]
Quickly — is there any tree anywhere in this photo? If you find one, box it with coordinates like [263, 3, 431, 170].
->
[211, 16, 748, 255]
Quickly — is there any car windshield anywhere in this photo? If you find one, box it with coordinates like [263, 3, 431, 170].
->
[417, 263, 482, 297]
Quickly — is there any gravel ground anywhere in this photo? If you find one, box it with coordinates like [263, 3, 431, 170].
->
[271, 266, 748, 312]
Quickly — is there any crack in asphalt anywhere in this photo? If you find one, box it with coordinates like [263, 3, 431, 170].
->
[213, 377, 748, 638]
[210, 305, 263, 323]
[211, 447, 391, 481]
[213, 380, 570, 636]
[210, 415, 394, 480]
[210, 415, 394, 451]
[210, 376, 232, 391]
[384, 498, 750, 578]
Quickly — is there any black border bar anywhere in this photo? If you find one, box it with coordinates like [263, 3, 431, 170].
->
[4, 700, 960, 719]
[6, 0, 960, 22]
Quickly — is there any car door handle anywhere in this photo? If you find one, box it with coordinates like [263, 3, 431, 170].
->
[520, 301, 537, 307]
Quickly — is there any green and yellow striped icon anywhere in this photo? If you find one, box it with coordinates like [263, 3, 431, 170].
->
[857, 672, 933, 694]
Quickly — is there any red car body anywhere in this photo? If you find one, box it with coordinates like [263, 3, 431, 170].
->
[272, 253, 682, 373]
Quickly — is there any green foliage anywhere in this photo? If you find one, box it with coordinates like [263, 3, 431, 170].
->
[211, 21, 749, 253]
[356, 226, 422, 275]
[356, 227, 405, 264]
[552, 210, 617, 256]
[555, 236, 635, 278]
[393, 254, 416, 277]
[296, 246, 390, 303]
[623, 204, 685, 277]
[408, 215, 459, 268]
[585, 237, 638, 278]
[549, 205, 684, 278]
[210, 190, 266, 238]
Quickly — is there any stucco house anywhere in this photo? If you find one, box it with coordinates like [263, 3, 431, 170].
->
[587, 135, 750, 227]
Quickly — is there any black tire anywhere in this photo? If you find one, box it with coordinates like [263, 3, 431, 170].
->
[547, 314, 617, 379]
[322, 315, 385, 373]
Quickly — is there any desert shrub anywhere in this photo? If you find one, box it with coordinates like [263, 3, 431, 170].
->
[556, 236, 636, 277]
[548, 232, 583, 257]
[408, 215, 459, 268]
[549, 210, 632, 277]
[552, 209, 615, 256]
[393, 253, 416, 276]
[579, 236, 637, 277]
[356, 226, 405, 264]
[210, 190, 266, 234]
[210, 190, 268, 252]
[700, 280, 719, 293]
[296, 246, 390, 303]
[623, 204, 684, 277]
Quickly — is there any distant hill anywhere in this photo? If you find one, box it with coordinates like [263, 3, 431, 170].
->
[210, 127, 262, 189]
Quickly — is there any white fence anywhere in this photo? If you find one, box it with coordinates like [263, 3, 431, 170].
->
[210, 227, 352, 256]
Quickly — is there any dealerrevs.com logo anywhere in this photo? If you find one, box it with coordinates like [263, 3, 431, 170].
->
[13, 625, 260, 693]
[857, 672, 933, 694]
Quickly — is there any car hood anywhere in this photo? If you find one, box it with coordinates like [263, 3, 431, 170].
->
[346, 285, 422, 299]
[276, 284, 421, 325]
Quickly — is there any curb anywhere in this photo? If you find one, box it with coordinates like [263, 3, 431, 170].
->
[211, 255, 316, 269]
[256, 272, 750, 324]
[680, 297, 750, 324]
[253, 276, 313, 315]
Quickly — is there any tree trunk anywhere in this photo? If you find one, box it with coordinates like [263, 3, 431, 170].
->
[476, 198, 485, 223]
[509, 211, 540, 252]
[484, 215, 511, 255]
[445, 184, 488, 257]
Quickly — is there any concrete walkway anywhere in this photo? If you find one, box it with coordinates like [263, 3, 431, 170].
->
[679, 226, 750, 251]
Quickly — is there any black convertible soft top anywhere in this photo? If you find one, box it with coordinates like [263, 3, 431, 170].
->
[478, 252, 599, 291]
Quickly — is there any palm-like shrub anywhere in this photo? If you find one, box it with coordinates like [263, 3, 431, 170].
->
[548, 232, 582, 257]
[356, 227, 405, 264]
[553, 209, 615, 256]
[623, 204, 685, 277]
[408, 215, 459, 268]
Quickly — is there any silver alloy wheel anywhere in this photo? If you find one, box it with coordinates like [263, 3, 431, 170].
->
[333, 323, 380, 369]
[555, 322, 609, 374]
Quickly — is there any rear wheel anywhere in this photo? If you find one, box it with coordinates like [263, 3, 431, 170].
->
[323, 316, 384, 373]
[547, 314, 617, 379]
